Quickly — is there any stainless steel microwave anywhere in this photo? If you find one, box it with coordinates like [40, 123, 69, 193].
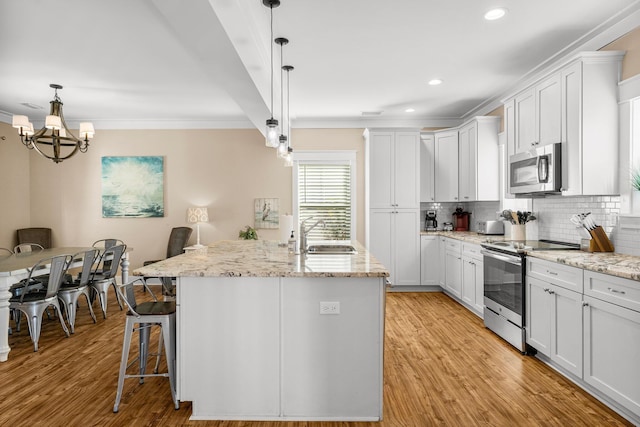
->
[509, 143, 562, 196]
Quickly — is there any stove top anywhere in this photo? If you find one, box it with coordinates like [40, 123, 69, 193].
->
[481, 239, 580, 254]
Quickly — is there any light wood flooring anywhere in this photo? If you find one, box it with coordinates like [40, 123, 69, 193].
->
[0, 289, 632, 426]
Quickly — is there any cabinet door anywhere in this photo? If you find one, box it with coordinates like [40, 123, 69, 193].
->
[474, 258, 484, 315]
[420, 235, 438, 286]
[368, 133, 394, 208]
[526, 276, 551, 356]
[445, 249, 462, 299]
[550, 284, 582, 377]
[435, 131, 459, 202]
[438, 237, 446, 288]
[393, 210, 420, 287]
[561, 61, 582, 196]
[420, 134, 435, 203]
[584, 295, 640, 417]
[514, 88, 536, 153]
[394, 132, 420, 208]
[504, 99, 516, 159]
[461, 257, 476, 307]
[536, 73, 562, 147]
[458, 123, 477, 202]
[368, 210, 393, 283]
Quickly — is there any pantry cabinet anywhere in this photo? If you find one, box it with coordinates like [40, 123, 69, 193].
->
[434, 130, 459, 202]
[365, 128, 420, 288]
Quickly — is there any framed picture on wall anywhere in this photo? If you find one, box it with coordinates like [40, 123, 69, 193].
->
[101, 156, 165, 218]
[254, 198, 279, 229]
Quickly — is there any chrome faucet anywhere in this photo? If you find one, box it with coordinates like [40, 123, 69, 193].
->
[299, 217, 326, 254]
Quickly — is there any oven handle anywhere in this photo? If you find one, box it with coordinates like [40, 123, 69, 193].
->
[480, 249, 522, 266]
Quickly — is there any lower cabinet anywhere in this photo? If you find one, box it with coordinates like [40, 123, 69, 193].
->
[420, 235, 439, 286]
[526, 276, 583, 377]
[461, 243, 484, 316]
[444, 239, 462, 299]
[438, 236, 446, 288]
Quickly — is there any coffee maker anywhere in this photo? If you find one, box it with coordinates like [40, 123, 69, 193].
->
[425, 210, 438, 231]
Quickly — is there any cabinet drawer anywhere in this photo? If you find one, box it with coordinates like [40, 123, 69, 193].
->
[527, 257, 583, 293]
[462, 243, 482, 258]
[584, 270, 640, 313]
[445, 239, 461, 252]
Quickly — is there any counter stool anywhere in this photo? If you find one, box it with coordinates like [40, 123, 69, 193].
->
[113, 278, 179, 413]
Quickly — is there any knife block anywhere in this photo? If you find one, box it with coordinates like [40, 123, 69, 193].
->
[588, 226, 614, 252]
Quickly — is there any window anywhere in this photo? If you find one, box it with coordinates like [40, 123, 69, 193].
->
[293, 151, 356, 241]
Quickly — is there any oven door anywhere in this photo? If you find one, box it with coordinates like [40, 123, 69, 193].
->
[481, 249, 523, 327]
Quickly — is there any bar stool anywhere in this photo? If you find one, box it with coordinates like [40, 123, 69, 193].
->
[113, 278, 179, 413]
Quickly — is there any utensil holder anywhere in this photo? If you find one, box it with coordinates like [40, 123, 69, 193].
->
[511, 224, 526, 241]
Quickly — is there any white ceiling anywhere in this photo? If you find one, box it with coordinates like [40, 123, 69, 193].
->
[1, 0, 639, 132]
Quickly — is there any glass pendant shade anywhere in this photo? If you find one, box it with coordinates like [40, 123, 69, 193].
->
[277, 135, 288, 158]
[265, 118, 279, 147]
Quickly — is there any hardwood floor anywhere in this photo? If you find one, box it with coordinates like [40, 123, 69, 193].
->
[0, 289, 632, 426]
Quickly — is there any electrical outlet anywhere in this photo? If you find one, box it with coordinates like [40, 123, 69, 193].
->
[319, 301, 340, 315]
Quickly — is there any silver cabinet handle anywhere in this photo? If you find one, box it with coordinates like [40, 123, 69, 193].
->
[608, 287, 626, 295]
[464, 196, 469, 199]
[547, 270, 558, 276]
[548, 290, 555, 295]
[583, 302, 589, 307]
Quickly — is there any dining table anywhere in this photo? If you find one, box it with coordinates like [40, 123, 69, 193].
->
[0, 246, 132, 362]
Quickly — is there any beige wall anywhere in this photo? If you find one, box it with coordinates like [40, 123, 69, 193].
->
[602, 25, 640, 81]
[1, 127, 365, 269]
[0, 122, 31, 248]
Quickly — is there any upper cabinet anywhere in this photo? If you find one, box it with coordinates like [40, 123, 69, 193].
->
[458, 117, 500, 202]
[420, 133, 435, 203]
[504, 51, 624, 196]
[434, 129, 459, 202]
[365, 129, 420, 209]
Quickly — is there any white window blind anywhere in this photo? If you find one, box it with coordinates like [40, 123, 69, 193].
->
[297, 163, 352, 240]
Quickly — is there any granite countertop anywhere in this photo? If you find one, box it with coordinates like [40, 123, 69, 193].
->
[133, 240, 389, 279]
[426, 230, 640, 282]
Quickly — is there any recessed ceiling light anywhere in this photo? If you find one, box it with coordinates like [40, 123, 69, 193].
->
[484, 8, 507, 21]
[405, 108, 415, 113]
[428, 79, 443, 86]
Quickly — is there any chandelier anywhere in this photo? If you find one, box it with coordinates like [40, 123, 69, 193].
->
[12, 84, 95, 164]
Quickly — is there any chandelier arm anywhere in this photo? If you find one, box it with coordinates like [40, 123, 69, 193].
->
[30, 138, 80, 164]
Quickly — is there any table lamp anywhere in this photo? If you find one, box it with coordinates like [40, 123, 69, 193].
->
[187, 207, 209, 248]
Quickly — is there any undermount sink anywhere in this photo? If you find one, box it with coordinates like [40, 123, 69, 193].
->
[306, 244, 358, 255]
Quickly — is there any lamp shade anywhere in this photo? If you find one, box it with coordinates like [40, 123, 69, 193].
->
[45, 115, 62, 130]
[187, 207, 209, 223]
[12, 115, 29, 129]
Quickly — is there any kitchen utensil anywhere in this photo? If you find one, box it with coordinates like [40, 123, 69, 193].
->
[511, 211, 519, 224]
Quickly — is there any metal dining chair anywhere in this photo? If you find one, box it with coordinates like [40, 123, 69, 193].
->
[113, 278, 178, 412]
[143, 227, 192, 297]
[9, 254, 72, 351]
[0, 247, 13, 256]
[92, 239, 125, 274]
[58, 249, 99, 333]
[89, 244, 127, 319]
[14, 243, 44, 254]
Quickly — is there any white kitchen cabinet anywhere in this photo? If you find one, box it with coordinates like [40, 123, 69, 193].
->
[583, 294, 640, 419]
[365, 128, 420, 288]
[420, 133, 435, 203]
[434, 130, 459, 202]
[369, 209, 420, 287]
[365, 129, 420, 209]
[444, 239, 462, 299]
[512, 73, 561, 154]
[526, 258, 583, 377]
[458, 117, 500, 202]
[561, 53, 624, 196]
[461, 243, 483, 316]
[438, 236, 446, 288]
[420, 235, 439, 286]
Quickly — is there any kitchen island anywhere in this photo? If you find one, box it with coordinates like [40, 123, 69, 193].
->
[134, 240, 388, 421]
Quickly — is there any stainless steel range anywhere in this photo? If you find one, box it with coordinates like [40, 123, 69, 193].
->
[480, 239, 579, 353]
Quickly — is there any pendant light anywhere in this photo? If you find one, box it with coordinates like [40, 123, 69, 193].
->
[264, 0, 281, 148]
[283, 65, 294, 167]
[275, 37, 288, 158]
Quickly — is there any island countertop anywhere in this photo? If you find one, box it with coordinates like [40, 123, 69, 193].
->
[133, 239, 389, 278]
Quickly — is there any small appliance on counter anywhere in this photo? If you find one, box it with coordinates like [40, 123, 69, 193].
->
[477, 220, 504, 235]
[453, 207, 471, 231]
[424, 210, 438, 231]
[442, 222, 453, 231]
